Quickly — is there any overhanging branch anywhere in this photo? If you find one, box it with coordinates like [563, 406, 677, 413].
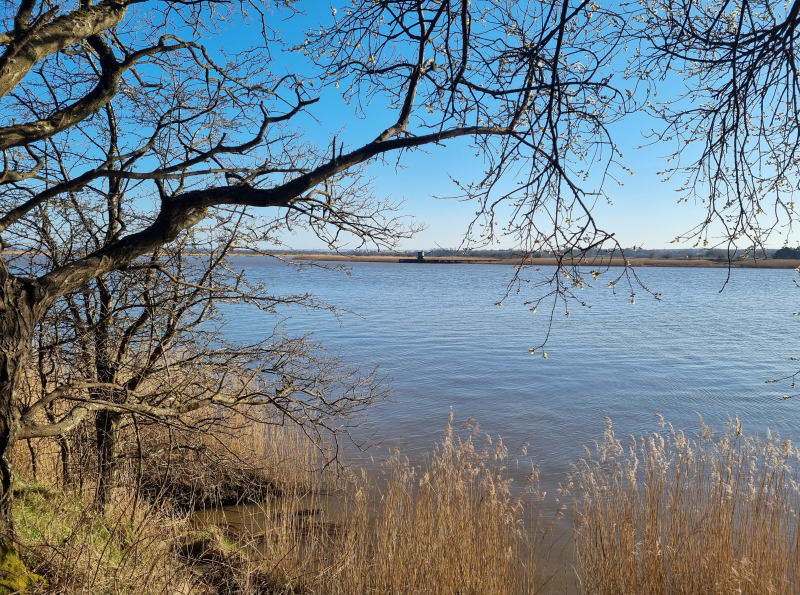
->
[36, 122, 512, 301]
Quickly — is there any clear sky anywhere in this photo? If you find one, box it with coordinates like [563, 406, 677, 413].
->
[227, 3, 800, 253]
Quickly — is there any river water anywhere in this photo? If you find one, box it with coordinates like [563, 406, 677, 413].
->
[224, 258, 799, 487]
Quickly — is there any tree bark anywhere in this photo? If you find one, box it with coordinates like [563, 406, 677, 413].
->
[57, 435, 72, 489]
[44, 403, 74, 489]
[24, 440, 36, 482]
[92, 273, 120, 511]
[0, 2, 128, 99]
[94, 409, 120, 511]
[0, 262, 38, 551]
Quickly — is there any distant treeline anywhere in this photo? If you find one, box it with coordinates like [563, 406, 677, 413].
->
[247, 247, 800, 259]
[773, 247, 800, 259]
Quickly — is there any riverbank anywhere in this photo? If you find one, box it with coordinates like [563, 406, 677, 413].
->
[278, 252, 800, 268]
[10, 414, 800, 593]
[10, 417, 544, 593]
[9, 247, 799, 268]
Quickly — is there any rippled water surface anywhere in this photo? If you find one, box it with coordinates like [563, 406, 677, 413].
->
[225, 258, 799, 484]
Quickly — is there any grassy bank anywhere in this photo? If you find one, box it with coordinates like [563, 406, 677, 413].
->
[9, 414, 800, 593]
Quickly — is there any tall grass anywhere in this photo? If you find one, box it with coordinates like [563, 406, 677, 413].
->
[330, 417, 544, 593]
[12, 482, 197, 593]
[572, 415, 800, 594]
[10, 417, 333, 594]
[16, 411, 800, 593]
[12, 437, 197, 592]
[214, 415, 547, 593]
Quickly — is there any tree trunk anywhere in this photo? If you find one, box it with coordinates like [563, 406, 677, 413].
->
[94, 409, 120, 511]
[58, 436, 73, 489]
[44, 403, 74, 489]
[0, 359, 18, 543]
[25, 440, 36, 482]
[0, 279, 35, 537]
[0, 263, 42, 590]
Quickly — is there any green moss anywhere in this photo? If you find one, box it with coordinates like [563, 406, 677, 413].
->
[0, 544, 43, 594]
[12, 482, 129, 588]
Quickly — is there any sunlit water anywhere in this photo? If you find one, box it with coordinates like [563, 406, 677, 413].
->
[223, 259, 799, 486]
[210, 259, 799, 588]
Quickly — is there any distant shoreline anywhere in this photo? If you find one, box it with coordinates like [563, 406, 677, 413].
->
[277, 253, 800, 269]
[7, 248, 799, 268]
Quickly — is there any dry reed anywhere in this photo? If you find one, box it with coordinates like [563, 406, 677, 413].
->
[222, 414, 547, 593]
[331, 416, 543, 593]
[26, 408, 800, 594]
[571, 415, 800, 594]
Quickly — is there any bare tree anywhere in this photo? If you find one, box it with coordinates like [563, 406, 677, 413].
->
[0, 0, 652, 571]
[639, 0, 800, 256]
[15, 201, 383, 510]
[6, 97, 386, 511]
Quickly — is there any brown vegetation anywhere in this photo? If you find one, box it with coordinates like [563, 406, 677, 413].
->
[9, 412, 800, 593]
[10, 413, 550, 593]
[572, 416, 800, 594]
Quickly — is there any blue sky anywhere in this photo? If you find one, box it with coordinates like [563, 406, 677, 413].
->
[276, 73, 708, 251]
[226, 3, 799, 252]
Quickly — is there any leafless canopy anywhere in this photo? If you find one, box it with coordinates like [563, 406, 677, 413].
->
[0, 0, 797, 544]
[0, 0, 640, 538]
[640, 0, 800, 256]
[0, 0, 643, 470]
[0, 0, 639, 300]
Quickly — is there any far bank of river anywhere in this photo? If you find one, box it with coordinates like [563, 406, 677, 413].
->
[9, 248, 798, 268]
[274, 252, 800, 268]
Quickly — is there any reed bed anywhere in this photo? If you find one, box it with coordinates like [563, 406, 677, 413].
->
[327, 417, 543, 593]
[217, 415, 546, 593]
[571, 415, 800, 594]
[14, 412, 800, 593]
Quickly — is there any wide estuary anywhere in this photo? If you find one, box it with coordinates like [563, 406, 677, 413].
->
[225, 259, 799, 487]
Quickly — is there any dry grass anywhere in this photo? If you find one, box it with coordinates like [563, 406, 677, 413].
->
[331, 417, 544, 593]
[209, 415, 548, 593]
[571, 415, 800, 594]
[12, 482, 197, 593]
[19, 410, 800, 594]
[2, 364, 555, 594]
[130, 412, 328, 511]
[206, 410, 334, 494]
[10, 417, 333, 594]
